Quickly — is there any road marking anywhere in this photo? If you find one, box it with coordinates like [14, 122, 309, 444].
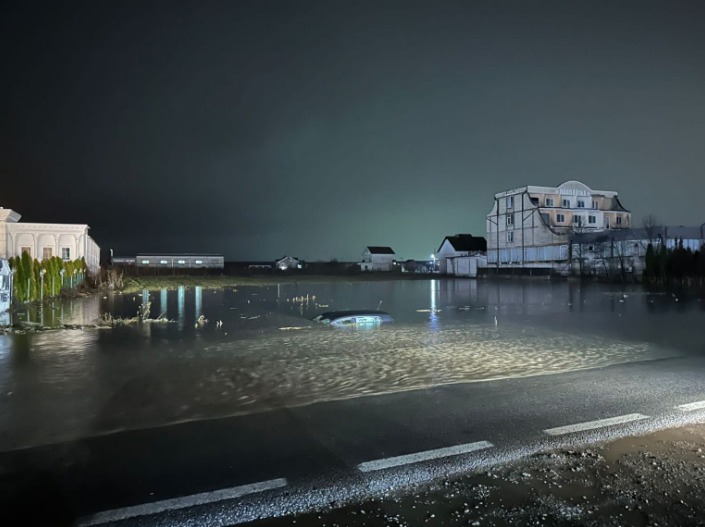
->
[357, 440, 493, 473]
[544, 413, 649, 436]
[677, 400, 705, 412]
[78, 478, 288, 526]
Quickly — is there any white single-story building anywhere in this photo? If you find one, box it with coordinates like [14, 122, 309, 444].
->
[436, 234, 487, 275]
[133, 254, 224, 269]
[445, 255, 488, 277]
[0, 207, 101, 275]
[360, 246, 396, 272]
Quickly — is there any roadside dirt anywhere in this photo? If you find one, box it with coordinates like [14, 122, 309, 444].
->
[251, 424, 705, 526]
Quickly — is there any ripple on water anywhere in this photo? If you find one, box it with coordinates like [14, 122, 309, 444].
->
[193, 322, 670, 414]
[0, 322, 675, 449]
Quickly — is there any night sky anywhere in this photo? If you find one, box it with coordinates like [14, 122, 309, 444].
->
[2, 1, 705, 261]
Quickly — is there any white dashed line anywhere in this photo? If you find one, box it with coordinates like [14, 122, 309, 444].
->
[676, 400, 705, 412]
[544, 413, 649, 436]
[357, 440, 493, 473]
[77, 477, 288, 526]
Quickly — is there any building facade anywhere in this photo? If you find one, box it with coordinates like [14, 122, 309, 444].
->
[571, 225, 705, 277]
[360, 246, 396, 271]
[0, 258, 10, 317]
[0, 207, 101, 274]
[486, 180, 630, 273]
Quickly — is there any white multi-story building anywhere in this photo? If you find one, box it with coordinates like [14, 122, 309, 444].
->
[0, 207, 101, 274]
[486, 180, 630, 273]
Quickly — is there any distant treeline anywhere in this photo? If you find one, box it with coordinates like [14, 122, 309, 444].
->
[7, 252, 87, 303]
[644, 240, 705, 285]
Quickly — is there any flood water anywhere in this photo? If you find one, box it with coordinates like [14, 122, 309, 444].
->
[0, 279, 703, 451]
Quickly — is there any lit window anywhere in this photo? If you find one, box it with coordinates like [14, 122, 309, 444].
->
[195, 260, 203, 264]
[178, 259, 186, 264]
[562, 199, 570, 208]
[141, 260, 150, 264]
[545, 198, 554, 207]
[506, 214, 514, 226]
[588, 215, 596, 224]
[577, 200, 585, 208]
[506, 231, 514, 243]
[42, 247, 53, 260]
[160, 260, 168, 265]
[556, 214, 565, 223]
[506, 196, 514, 209]
[61, 247, 71, 261]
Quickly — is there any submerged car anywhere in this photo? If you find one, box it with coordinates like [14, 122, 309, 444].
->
[312, 310, 394, 327]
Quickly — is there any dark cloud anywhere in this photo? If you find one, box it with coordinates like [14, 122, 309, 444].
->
[2, 1, 705, 260]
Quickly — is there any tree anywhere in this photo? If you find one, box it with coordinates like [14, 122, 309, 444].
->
[642, 214, 661, 245]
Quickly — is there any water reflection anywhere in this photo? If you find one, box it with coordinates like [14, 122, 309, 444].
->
[178, 285, 185, 329]
[429, 279, 439, 330]
[195, 286, 203, 319]
[160, 288, 167, 317]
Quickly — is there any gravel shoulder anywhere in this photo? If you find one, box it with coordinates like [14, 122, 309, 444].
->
[249, 423, 705, 527]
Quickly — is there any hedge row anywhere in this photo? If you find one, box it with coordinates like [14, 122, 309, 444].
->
[7, 253, 87, 303]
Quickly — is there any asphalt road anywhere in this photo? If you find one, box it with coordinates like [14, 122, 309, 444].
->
[4, 353, 705, 527]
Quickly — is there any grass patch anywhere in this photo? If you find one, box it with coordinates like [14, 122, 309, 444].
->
[121, 274, 434, 293]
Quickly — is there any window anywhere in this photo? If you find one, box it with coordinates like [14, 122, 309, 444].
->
[62, 247, 71, 261]
[506, 196, 514, 209]
[545, 197, 554, 207]
[42, 247, 53, 260]
[21, 247, 32, 256]
[577, 200, 585, 208]
[573, 215, 581, 225]
[141, 259, 150, 264]
[160, 260, 168, 265]
[562, 199, 570, 208]
[506, 231, 514, 243]
[588, 215, 596, 224]
[177, 259, 186, 264]
[616, 216, 622, 225]
[195, 260, 203, 265]
[506, 214, 514, 226]
[556, 213, 565, 223]
[592, 200, 598, 209]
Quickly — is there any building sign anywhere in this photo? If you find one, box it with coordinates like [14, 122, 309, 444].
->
[558, 188, 591, 197]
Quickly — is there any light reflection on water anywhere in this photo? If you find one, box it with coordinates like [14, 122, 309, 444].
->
[0, 279, 701, 450]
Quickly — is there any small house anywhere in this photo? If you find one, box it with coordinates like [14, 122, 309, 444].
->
[437, 234, 487, 276]
[360, 246, 396, 272]
[275, 256, 301, 271]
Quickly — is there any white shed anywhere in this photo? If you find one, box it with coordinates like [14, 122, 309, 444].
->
[436, 234, 487, 274]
